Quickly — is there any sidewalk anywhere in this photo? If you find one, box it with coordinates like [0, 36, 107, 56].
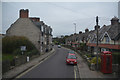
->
[3, 48, 55, 79]
[76, 52, 118, 79]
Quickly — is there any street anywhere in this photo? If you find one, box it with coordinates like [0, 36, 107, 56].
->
[18, 46, 78, 78]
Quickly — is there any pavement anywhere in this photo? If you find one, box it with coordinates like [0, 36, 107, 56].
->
[2, 48, 55, 79]
[76, 53, 118, 78]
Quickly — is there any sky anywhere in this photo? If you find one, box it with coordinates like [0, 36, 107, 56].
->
[2, 2, 118, 37]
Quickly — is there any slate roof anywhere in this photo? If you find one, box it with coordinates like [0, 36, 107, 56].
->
[78, 33, 84, 41]
[98, 25, 111, 41]
[87, 30, 96, 43]
[107, 23, 120, 40]
[66, 17, 120, 43]
[32, 21, 41, 30]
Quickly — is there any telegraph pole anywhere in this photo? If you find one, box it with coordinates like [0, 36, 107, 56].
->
[73, 23, 77, 52]
[96, 16, 99, 71]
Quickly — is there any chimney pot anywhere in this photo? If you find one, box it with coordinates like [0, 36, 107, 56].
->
[85, 28, 89, 32]
[111, 16, 119, 25]
[79, 31, 82, 34]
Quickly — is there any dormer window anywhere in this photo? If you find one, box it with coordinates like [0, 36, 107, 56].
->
[105, 34, 110, 43]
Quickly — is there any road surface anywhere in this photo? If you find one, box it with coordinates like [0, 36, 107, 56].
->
[18, 45, 79, 79]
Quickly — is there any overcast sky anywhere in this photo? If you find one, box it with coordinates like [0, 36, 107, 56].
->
[2, 2, 118, 37]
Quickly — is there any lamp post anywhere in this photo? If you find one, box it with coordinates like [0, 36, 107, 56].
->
[96, 16, 99, 71]
[73, 23, 77, 52]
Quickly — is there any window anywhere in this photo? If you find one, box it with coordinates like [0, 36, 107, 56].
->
[42, 32, 43, 36]
[67, 55, 76, 59]
[41, 26, 44, 32]
[105, 36, 110, 43]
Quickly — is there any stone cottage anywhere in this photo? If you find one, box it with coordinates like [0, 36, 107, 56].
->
[6, 9, 53, 54]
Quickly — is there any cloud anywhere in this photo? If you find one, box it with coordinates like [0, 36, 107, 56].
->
[2, 2, 118, 37]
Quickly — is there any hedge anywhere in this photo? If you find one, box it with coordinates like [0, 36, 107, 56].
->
[2, 36, 38, 55]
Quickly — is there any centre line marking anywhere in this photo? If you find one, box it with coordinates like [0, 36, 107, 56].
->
[74, 66, 77, 80]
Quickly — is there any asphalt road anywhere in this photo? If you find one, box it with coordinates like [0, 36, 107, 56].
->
[19, 46, 76, 78]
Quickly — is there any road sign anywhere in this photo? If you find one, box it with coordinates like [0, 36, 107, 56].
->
[21, 46, 26, 51]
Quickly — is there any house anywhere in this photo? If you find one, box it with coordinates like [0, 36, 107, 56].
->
[6, 9, 52, 54]
[66, 16, 120, 54]
[65, 28, 90, 49]
[87, 17, 120, 54]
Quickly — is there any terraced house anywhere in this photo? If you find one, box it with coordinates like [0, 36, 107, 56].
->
[66, 28, 90, 49]
[66, 17, 120, 54]
[87, 17, 120, 53]
[6, 9, 53, 54]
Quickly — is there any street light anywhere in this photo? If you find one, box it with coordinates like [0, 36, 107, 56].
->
[96, 16, 99, 71]
[73, 23, 77, 52]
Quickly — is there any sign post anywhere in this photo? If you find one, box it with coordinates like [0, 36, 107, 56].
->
[21, 46, 26, 55]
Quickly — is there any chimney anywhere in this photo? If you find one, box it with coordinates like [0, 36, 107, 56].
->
[111, 16, 119, 25]
[85, 28, 89, 33]
[20, 9, 29, 18]
[40, 21, 44, 25]
[79, 31, 82, 34]
[74, 33, 77, 35]
[36, 18, 40, 21]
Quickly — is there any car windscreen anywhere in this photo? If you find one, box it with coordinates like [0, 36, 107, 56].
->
[67, 55, 76, 59]
[69, 51, 75, 54]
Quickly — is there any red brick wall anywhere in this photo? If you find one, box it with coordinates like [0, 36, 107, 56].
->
[20, 9, 29, 18]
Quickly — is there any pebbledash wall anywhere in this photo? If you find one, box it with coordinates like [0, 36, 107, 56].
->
[6, 9, 53, 54]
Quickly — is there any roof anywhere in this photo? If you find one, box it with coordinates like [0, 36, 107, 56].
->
[111, 17, 119, 21]
[32, 21, 41, 29]
[66, 17, 120, 43]
[107, 23, 120, 40]
[99, 25, 111, 41]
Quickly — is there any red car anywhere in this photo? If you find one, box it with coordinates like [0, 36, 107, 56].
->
[66, 54, 77, 65]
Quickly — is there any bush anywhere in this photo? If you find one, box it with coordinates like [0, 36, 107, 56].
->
[90, 57, 101, 64]
[25, 49, 38, 56]
[85, 54, 91, 58]
[2, 36, 38, 55]
[13, 49, 21, 55]
[2, 36, 38, 54]
[2, 54, 14, 61]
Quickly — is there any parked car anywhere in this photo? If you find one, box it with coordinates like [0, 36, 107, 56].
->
[58, 45, 61, 48]
[66, 54, 77, 65]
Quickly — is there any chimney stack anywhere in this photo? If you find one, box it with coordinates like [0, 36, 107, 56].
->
[20, 9, 29, 18]
[111, 16, 119, 25]
[79, 31, 82, 34]
[85, 28, 89, 33]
